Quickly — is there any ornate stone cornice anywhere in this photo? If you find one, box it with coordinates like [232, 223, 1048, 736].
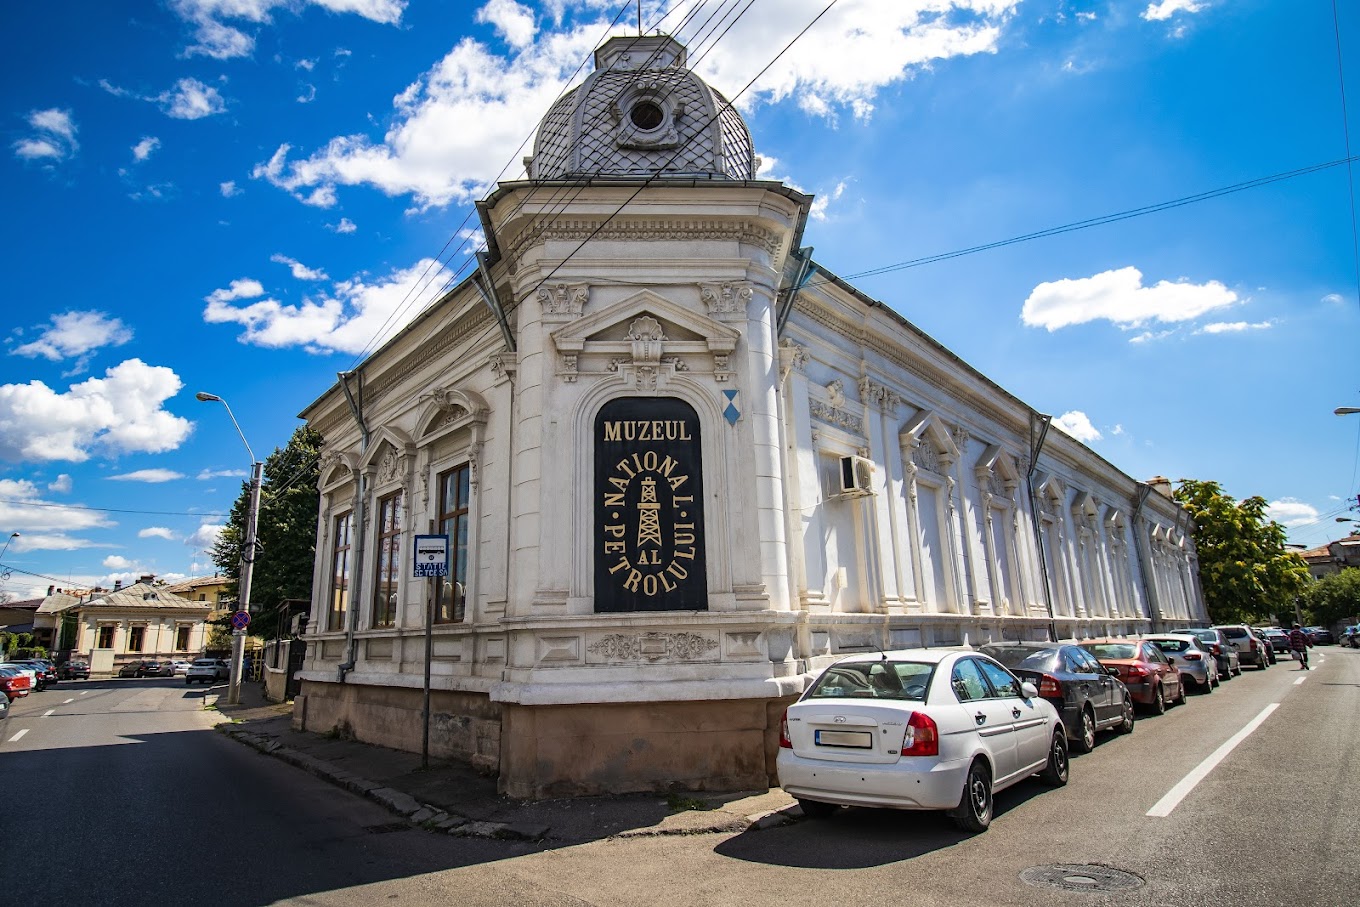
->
[504, 217, 782, 272]
[362, 302, 495, 408]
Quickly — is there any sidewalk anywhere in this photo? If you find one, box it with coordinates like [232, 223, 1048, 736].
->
[206, 681, 800, 846]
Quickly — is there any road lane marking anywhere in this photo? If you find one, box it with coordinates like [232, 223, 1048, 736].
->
[63, 698, 74, 704]
[43, 709, 54, 717]
[1294, 676, 1308, 685]
[80, 691, 89, 695]
[8, 729, 28, 742]
[1147, 704, 1279, 817]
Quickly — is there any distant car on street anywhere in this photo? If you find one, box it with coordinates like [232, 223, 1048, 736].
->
[185, 658, 229, 684]
[59, 660, 90, 680]
[1142, 633, 1219, 692]
[1340, 625, 1360, 648]
[1187, 628, 1241, 679]
[1304, 626, 1334, 645]
[1081, 638, 1184, 714]
[170, 660, 193, 676]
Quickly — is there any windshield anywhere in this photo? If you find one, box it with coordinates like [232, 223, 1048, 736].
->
[1220, 627, 1249, 639]
[1083, 643, 1137, 659]
[1148, 639, 1190, 653]
[980, 645, 1057, 671]
[806, 661, 935, 701]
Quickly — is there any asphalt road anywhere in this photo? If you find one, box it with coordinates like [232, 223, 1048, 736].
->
[3, 648, 1356, 907]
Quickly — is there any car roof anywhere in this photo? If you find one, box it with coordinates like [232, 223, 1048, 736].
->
[830, 647, 970, 666]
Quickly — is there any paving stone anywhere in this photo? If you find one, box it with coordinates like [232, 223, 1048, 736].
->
[370, 787, 423, 817]
[409, 807, 437, 824]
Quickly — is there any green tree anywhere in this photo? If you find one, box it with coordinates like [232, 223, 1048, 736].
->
[1300, 568, 1360, 628]
[1174, 478, 1309, 624]
[211, 425, 322, 639]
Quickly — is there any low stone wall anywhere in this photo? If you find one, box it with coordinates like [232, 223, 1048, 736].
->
[263, 665, 289, 703]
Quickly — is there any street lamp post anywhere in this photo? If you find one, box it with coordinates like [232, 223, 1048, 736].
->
[196, 391, 262, 706]
[0, 531, 18, 561]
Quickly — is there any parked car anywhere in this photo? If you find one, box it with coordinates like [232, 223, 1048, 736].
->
[1216, 624, 1269, 670]
[170, 660, 193, 676]
[1, 662, 40, 693]
[1186, 628, 1241, 679]
[1258, 627, 1291, 658]
[12, 659, 56, 690]
[1304, 626, 1334, 646]
[1340, 625, 1360, 649]
[59, 660, 90, 680]
[776, 648, 1069, 833]
[117, 660, 148, 678]
[0, 689, 9, 721]
[979, 642, 1133, 753]
[185, 658, 228, 684]
[0, 665, 33, 703]
[139, 660, 173, 677]
[1082, 638, 1185, 713]
[1249, 628, 1277, 665]
[1142, 633, 1219, 692]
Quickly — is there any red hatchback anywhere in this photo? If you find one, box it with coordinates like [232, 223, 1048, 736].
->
[1081, 639, 1185, 715]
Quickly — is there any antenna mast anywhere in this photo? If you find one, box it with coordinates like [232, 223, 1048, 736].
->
[638, 1, 643, 35]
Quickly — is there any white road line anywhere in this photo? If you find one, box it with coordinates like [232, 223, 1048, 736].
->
[1294, 676, 1308, 685]
[80, 691, 89, 695]
[63, 698, 74, 704]
[1147, 703, 1279, 817]
[43, 709, 54, 717]
[8, 729, 28, 742]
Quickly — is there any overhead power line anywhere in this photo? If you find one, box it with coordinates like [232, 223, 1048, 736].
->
[0, 499, 228, 518]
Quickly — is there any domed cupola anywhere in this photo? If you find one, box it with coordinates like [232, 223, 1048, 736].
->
[527, 34, 755, 181]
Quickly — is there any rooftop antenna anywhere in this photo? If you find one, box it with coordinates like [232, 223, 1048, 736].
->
[637, 0, 643, 35]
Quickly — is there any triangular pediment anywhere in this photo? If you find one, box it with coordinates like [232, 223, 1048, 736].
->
[551, 289, 739, 353]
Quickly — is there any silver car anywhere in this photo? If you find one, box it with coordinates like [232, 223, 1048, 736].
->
[1143, 634, 1219, 692]
[1186, 627, 1241, 679]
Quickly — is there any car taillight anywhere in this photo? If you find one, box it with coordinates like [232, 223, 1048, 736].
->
[1184, 653, 1201, 661]
[1038, 673, 1062, 697]
[1125, 664, 1150, 679]
[778, 710, 792, 749]
[1249, 639, 1258, 652]
[901, 711, 939, 757]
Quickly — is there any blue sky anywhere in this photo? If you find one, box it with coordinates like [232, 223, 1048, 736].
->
[2, 0, 1358, 599]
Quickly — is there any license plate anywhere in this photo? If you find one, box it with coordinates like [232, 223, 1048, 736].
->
[815, 729, 873, 748]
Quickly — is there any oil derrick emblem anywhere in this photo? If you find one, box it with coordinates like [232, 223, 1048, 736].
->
[636, 476, 663, 549]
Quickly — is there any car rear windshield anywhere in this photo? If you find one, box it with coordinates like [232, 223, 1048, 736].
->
[1220, 627, 1249, 639]
[806, 661, 935, 701]
[980, 646, 1057, 671]
[192, 659, 217, 666]
[1147, 638, 1190, 653]
[1083, 643, 1137, 659]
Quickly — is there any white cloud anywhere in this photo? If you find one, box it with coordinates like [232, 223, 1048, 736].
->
[808, 181, 847, 221]
[103, 554, 140, 570]
[0, 478, 112, 533]
[13, 108, 78, 162]
[1267, 498, 1319, 528]
[139, 527, 177, 540]
[255, 2, 1020, 210]
[1322, 293, 1345, 305]
[160, 78, 227, 119]
[328, 217, 357, 233]
[11, 310, 133, 364]
[203, 258, 452, 353]
[197, 468, 247, 480]
[172, 0, 406, 60]
[297, 83, 317, 104]
[1142, 1, 1205, 23]
[271, 253, 329, 281]
[1053, 410, 1102, 443]
[9, 533, 103, 553]
[48, 474, 73, 493]
[206, 278, 266, 305]
[1198, 321, 1273, 334]
[186, 522, 225, 550]
[1022, 266, 1241, 331]
[132, 136, 161, 161]
[220, 180, 242, 197]
[296, 58, 317, 71]
[0, 359, 193, 463]
[107, 468, 185, 483]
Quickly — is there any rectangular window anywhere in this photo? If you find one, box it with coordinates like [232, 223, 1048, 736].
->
[372, 491, 404, 627]
[128, 626, 145, 652]
[436, 465, 471, 623]
[176, 626, 191, 651]
[329, 511, 354, 632]
[97, 625, 114, 648]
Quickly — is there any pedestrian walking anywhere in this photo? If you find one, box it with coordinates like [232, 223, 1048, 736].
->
[1288, 623, 1313, 670]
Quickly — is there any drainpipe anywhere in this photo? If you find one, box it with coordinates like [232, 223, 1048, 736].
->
[1025, 411, 1058, 642]
[337, 370, 370, 683]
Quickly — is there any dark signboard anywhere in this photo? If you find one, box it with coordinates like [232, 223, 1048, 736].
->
[594, 397, 707, 612]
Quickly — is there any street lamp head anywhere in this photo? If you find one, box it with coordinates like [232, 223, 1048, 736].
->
[195, 392, 223, 403]
[1337, 517, 1359, 523]
[1335, 407, 1360, 416]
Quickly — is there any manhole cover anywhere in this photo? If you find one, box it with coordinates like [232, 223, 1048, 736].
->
[1020, 864, 1145, 893]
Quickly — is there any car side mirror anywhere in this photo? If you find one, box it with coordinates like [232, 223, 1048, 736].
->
[1106, 665, 1121, 677]
[1020, 681, 1038, 699]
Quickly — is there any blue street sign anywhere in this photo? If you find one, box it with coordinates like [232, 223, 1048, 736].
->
[231, 610, 251, 630]
[413, 534, 450, 578]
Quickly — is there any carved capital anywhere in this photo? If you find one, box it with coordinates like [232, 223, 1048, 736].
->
[537, 282, 589, 316]
[700, 282, 753, 320]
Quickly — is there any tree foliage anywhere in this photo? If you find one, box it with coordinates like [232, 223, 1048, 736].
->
[1174, 478, 1309, 624]
[1300, 568, 1360, 628]
[211, 425, 322, 639]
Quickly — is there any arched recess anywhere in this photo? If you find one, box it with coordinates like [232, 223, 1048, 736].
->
[568, 371, 732, 611]
[900, 410, 961, 614]
[1069, 490, 1106, 618]
[1102, 507, 1135, 619]
[1034, 474, 1073, 619]
[975, 444, 1022, 616]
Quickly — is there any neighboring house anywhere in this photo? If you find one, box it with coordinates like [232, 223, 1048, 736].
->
[1299, 537, 1360, 580]
[35, 580, 212, 673]
[293, 34, 1205, 798]
[163, 574, 232, 608]
[0, 597, 42, 632]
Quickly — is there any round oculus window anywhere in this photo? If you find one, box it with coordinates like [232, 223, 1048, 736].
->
[629, 100, 665, 131]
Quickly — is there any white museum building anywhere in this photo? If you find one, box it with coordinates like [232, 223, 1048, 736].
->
[294, 34, 1206, 798]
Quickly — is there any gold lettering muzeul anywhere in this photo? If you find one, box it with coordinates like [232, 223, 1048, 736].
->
[602, 420, 693, 443]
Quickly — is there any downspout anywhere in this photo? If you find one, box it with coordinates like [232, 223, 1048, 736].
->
[1025, 410, 1058, 642]
[1130, 482, 1161, 630]
[337, 370, 370, 683]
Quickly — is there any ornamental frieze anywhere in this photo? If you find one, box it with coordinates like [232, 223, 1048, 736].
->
[587, 631, 719, 662]
[504, 218, 782, 270]
[809, 399, 861, 433]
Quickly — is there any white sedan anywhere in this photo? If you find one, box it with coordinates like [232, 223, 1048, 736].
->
[777, 648, 1069, 833]
[170, 661, 193, 676]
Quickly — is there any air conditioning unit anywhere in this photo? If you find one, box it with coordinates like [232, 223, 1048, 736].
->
[838, 455, 874, 497]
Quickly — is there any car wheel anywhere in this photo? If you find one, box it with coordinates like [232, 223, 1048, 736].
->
[1116, 695, 1135, 734]
[1150, 684, 1166, 715]
[1259, 657, 1269, 671]
[951, 759, 993, 833]
[1040, 731, 1069, 786]
[796, 798, 838, 819]
[1233, 662, 1243, 676]
[1072, 707, 1097, 753]
[1174, 680, 1187, 706]
[1201, 674, 1214, 694]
